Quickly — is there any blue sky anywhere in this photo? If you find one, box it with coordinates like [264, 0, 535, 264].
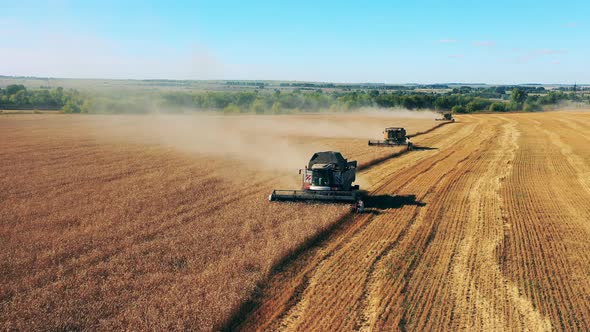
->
[1, 0, 588, 83]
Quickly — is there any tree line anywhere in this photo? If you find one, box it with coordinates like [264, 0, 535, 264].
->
[0, 85, 78, 110]
[1, 84, 586, 114]
[157, 88, 586, 114]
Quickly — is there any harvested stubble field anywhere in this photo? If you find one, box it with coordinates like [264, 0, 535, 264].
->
[236, 111, 590, 331]
[0, 112, 435, 330]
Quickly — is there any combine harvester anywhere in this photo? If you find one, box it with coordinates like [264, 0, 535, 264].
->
[368, 127, 413, 150]
[269, 151, 364, 212]
[436, 112, 455, 122]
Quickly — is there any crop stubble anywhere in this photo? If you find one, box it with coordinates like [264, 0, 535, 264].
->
[236, 111, 590, 331]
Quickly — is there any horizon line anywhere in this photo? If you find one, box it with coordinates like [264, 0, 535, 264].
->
[0, 75, 587, 86]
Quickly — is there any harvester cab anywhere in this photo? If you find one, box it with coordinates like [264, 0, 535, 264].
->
[368, 127, 413, 149]
[307, 164, 338, 190]
[436, 112, 455, 122]
[268, 151, 362, 209]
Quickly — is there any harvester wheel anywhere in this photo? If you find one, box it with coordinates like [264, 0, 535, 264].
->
[351, 200, 364, 213]
[356, 200, 365, 213]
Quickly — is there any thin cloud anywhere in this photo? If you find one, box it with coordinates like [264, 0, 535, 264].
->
[534, 49, 566, 55]
[438, 39, 457, 43]
[551, 60, 561, 65]
[566, 22, 578, 27]
[516, 55, 534, 64]
[0, 25, 229, 79]
[473, 41, 496, 47]
[448, 54, 464, 58]
[514, 48, 567, 64]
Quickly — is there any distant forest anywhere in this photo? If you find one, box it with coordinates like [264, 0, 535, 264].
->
[0, 83, 587, 114]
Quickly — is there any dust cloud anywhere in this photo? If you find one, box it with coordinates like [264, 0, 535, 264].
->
[546, 101, 590, 112]
[89, 108, 437, 173]
[234, 108, 438, 140]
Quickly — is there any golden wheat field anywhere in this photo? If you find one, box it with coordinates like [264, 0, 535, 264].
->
[0, 112, 434, 331]
[2, 111, 590, 331]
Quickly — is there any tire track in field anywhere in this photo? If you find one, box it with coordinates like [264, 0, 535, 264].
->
[362, 115, 513, 330]
[449, 115, 551, 331]
[272, 120, 484, 331]
[499, 113, 590, 331]
[353, 121, 491, 331]
[285, 148, 471, 331]
[357, 151, 474, 331]
[230, 120, 465, 331]
[247, 118, 488, 329]
[361, 115, 525, 330]
[352, 123, 488, 331]
[358, 116, 502, 331]
[233, 112, 590, 331]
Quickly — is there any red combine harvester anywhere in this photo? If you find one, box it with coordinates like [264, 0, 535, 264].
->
[269, 151, 364, 212]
